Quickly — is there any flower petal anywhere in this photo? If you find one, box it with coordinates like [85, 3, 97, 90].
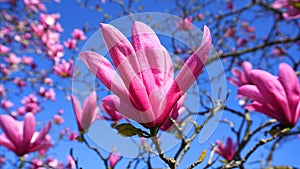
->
[31, 122, 51, 147]
[23, 113, 35, 152]
[278, 63, 300, 125]
[0, 115, 20, 148]
[173, 25, 211, 95]
[81, 91, 99, 130]
[80, 51, 129, 101]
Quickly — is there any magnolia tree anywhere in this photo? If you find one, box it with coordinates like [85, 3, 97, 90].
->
[0, 0, 299, 169]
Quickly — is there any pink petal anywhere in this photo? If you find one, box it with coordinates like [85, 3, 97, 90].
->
[31, 122, 51, 147]
[80, 51, 129, 102]
[81, 91, 99, 130]
[132, 21, 174, 91]
[246, 102, 281, 121]
[278, 63, 300, 125]
[0, 134, 16, 154]
[23, 113, 35, 152]
[272, 0, 289, 8]
[71, 95, 83, 130]
[173, 25, 211, 95]
[0, 115, 20, 148]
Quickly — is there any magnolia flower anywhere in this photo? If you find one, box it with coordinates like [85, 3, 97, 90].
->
[1, 99, 14, 109]
[272, 0, 300, 19]
[53, 59, 73, 78]
[109, 152, 121, 168]
[64, 39, 77, 49]
[0, 44, 10, 54]
[177, 17, 193, 31]
[238, 63, 300, 127]
[0, 113, 52, 156]
[71, 91, 99, 132]
[228, 61, 253, 87]
[80, 21, 211, 129]
[22, 56, 34, 65]
[215, 137, 237, 161]
[71, 29, 86, 40]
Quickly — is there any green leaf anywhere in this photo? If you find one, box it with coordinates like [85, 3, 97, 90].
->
[115, 123, 143, 137]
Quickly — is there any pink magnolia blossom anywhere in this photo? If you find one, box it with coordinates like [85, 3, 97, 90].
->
[273, 46, 286, 56]
[24, 0, 46, 12]
[39, 87, 56, 101]
[177, 17, 193, 31]
[0, 44, 10, 54]
[66, 155, 75, 169]
[4, 53, 21, 65]
[71, 29, 86, 40]
[109, 152, 121, 168]
[13, 77, 27, 88]
[238, 63, 300, 127]
[22, 56, 34, 65]
[80, 21, 211, 128]
[53, 114, 64, 124]
[19, 94, 41, 114]
[215, 137, 237, 161]
[43, 77, 53, 85]
[1, 99, 14, 109]
[40, 13, 60, 27]
[64, 39, 77, 49]
[272, 0, 300, 19]
[228, 61, 253, 87]
[0, 113, 52, 156]
[71, 91, 99, 132]
[53, 59, 73, 77]
[224, 28, 236, 38]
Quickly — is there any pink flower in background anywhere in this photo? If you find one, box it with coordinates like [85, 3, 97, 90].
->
[43, 77, 53, 85]
[238, 63, 300, 127]
[71, 29, 86, 40]
[13, 77, 27, 89]
[4, 53, 21, 65]
[53, 59, 73, 78]
[0, 113, 52, 156]
[228, 61, 253, 87]
[53, 114, 64, 124]
[177, 17, 193, 31]
[215, 137, 237, 161]
[224, 28, 236, 38]
[64, 39, 77, 49]
[1, 99, 14, 109]
[80, 21, 211, 128]
[40, 13, 60, 27]
[39, 87, 56, 101]
[109, 152, 121, 168]
[24, 0, 46, 12]
[47, 43, 64, 59]
[71, 91, 99, 132]
[19, 94, 41, 114]
[273, 46, 286, 56]
[0, 44, 10, 54]
[22, 56, 33, 65]
[66, 155, 75, 169]
[273, 0, 300, 19]
[226, 0, 234, 10]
